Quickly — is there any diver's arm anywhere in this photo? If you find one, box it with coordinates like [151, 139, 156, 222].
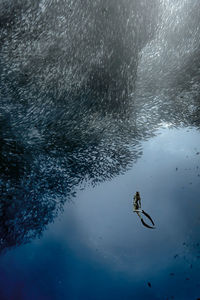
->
[139, 198, 141, 208]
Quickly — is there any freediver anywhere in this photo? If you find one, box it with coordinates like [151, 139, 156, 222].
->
[133, 192, 155, 229]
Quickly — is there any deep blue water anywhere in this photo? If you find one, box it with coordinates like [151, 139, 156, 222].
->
[0, 126, 200, 300]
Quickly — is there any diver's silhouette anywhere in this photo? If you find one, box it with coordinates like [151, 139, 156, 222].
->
[133, 192, 155, 229]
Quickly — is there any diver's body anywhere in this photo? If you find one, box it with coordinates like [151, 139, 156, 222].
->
[133, 191, 141, 211]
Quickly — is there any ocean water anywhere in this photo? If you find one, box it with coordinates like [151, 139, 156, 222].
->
[1, 1, 200, 299]
[0, 126, 200, 300]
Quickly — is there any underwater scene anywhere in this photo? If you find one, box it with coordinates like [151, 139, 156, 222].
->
[0, 0, 200, 299]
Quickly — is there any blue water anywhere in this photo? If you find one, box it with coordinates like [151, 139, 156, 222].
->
[1, 1, 200, 299]
[1, 126, 200, 300]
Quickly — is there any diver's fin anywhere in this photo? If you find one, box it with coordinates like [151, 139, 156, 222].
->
[141, 218, 155, 229]
[142, 210, 155, 226]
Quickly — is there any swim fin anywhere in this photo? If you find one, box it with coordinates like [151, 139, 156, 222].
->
[142, 210, 155, 226]
[141, 218, 155, 229]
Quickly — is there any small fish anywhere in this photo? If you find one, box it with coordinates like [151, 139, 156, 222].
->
[174, 254, 179, 258]
[148, 282, 151, 288]
[170, 273, 174, 276]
